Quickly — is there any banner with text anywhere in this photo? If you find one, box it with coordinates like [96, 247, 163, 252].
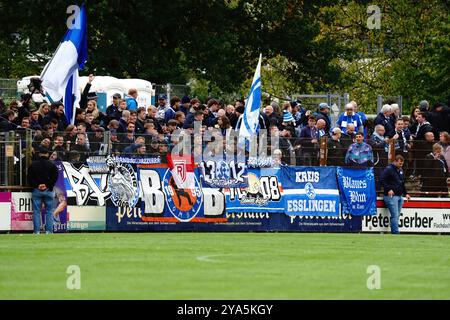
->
[337, 167, 376, 216]
[225, 168, 284, 213]
[281, 166, 340, 217]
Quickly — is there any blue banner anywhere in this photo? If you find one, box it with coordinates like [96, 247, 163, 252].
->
[337, 167, 376, 216]
[225, 167, 284, 213]
[281, 166, 340, 217]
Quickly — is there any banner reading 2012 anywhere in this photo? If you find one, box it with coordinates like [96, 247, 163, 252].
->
[337, 167, 376, 216]
[281, 166, 340, 217]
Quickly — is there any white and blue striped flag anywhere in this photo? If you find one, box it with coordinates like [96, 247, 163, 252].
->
[239, 54, 262, 140]
[40, 4, 88, 124]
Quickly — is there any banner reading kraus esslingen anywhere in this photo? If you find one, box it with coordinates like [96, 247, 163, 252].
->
[337, 167, 376, 216]
[281, 166, 340, 217]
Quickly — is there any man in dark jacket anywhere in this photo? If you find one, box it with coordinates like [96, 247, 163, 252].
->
[327, 127, 345, 167]
[27, 146, 59, 234]
[42, 102, 68, 132]
[381, 155, 411, 234]
[314, 103, 332, 133]
[429, 102, 450, 136]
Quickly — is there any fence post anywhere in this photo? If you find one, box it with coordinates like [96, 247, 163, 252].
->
[377, 95, 383, 114]
[319, 136, 328, 166]
[7, 131, 15, 186]
[388, 138, 396, 163]
[103, 131, 110, 155]
[344, 93, 350, 106]
[25, 129, 33, 183]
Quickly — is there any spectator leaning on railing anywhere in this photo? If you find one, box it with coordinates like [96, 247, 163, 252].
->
[345, 132, 373, 168]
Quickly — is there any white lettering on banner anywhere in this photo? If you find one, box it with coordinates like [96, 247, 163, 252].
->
[295, 171, 320, 183]
[226, 212, 270, 219]
[116, 207, 142, 223]
[287, 200, 337, 213]
[203, 188, 225, 216]
[63, 163, 110, 206]
[343, 177, 367, 189]
[139, 170, 165, 215]
[349, 191, 366, 203]
[289, 213, 352, 224]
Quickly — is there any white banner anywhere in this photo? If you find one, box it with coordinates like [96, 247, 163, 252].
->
[363, 206, 450, 233]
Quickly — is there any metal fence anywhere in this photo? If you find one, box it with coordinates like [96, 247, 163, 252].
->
[0, 131, 32, 187]
[0, 78, 19, 102]
[153, 84, 190, 104]
[290, 93, 350, 129]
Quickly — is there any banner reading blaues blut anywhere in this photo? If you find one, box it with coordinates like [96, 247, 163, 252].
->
[337, 167, 376, 216]
[281, 166, 340, 217]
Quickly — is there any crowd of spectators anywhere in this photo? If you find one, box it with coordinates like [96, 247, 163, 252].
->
[1, 75, 449, 194]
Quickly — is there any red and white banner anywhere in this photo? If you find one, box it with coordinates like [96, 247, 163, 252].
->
[167, 154, 195, 189]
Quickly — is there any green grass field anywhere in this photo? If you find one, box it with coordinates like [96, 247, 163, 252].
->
[0, 233, 449, 299]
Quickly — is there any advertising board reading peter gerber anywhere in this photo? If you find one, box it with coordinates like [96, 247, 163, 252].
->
[177, 304, 273, 318]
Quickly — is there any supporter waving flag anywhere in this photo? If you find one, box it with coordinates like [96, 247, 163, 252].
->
[40, 4, 88, 125]
[239, 54, 262, 140]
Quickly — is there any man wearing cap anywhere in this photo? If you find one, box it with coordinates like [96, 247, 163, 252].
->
[314, 102, 332, 133]
[126, 88, 139, 111]
[106, 93, 122, 122]
[180, 96, 191, 115]
[27, 146, 59, 234]
[156, 94, 167, 121]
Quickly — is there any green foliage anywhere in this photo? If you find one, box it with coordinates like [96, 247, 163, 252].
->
[321, 0, 450, 113]
[0, 0, 343, 101]
[0, 0, 447, 111]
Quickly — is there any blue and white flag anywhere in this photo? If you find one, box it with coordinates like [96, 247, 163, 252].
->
[239, 54, 262, 140]
[40, 4, 88, 124]
[281, 166, 340, 217]
[337, 167, 376, 216]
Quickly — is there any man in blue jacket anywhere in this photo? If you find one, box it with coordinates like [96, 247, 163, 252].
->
[381, 155, 411, 234]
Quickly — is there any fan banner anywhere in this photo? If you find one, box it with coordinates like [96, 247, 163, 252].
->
[281, 166, 340, 217]
[337, 167, 377, 216]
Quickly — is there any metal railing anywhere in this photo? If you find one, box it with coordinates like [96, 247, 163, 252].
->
[2, 128, 448, 197]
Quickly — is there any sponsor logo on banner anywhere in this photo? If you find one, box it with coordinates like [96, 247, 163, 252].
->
[11, 192, 33, 231]
[106, 156, 139, 208]
[288, 213, 362, 232]
[363, 199, 450, 233]
[281, 166, 340, 217]
[67, 206, 106, 231]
